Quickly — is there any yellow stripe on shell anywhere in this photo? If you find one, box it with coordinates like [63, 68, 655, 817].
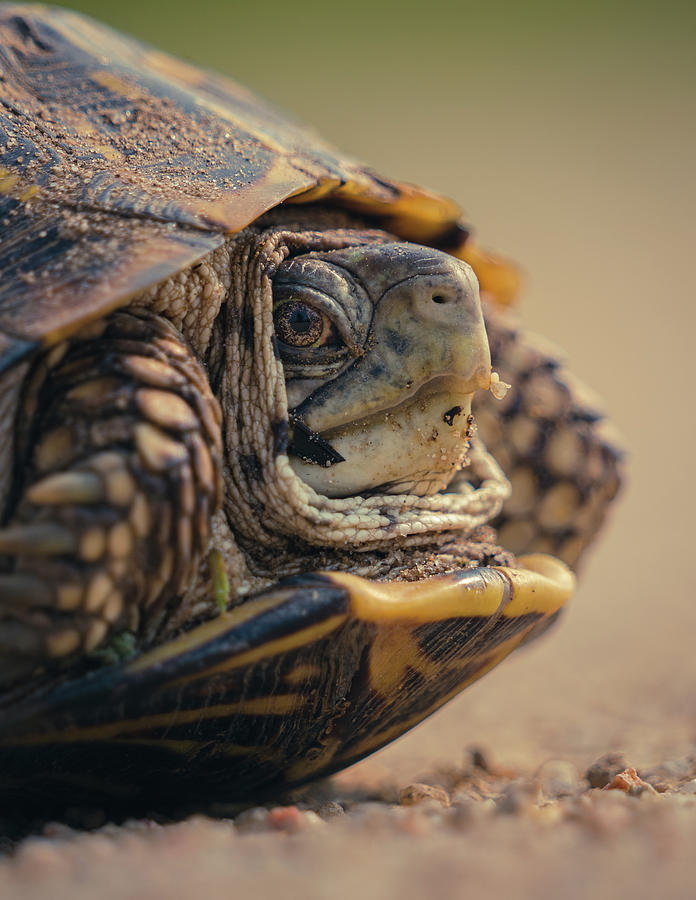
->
[326, 553, 572, 625]
[496, 553, 575, 617]
[166, 614, 347, 685]
[0, 173, 19, 194]
[132, 556, 570, 682]
[122, 737, 286, 765]
[299, 180, 464, 245]
[0, 166, 40, 203]
[128, 594, 346, 683]
[127, 590, 311, 671]
[18, 184, 39, 201]
[358, 560, 572, 700]
[283, 663, 323, 686]
[1, 694, 306, 747]
[284, 179, 344, 205]
[334, 627, 541, 766]
[107, 739, 282, 765]
[327, 569, 506, 624]
[367, 625, 443, 698]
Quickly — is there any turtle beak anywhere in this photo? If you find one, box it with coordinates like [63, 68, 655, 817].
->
[291, 248, 491, 437]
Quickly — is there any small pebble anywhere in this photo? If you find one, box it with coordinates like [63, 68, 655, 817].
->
[586, 752, 628, 789]
[267, 806, 323, 832]
[399, 783, 450, 808]
[495, 781, 537, 815]
[315, 801, 345, 820]
[234, 807, 270, 833]
[603, 767, 656, 797]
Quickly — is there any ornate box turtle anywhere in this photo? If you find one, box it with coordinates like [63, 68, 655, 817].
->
[0, 6, 621, 815]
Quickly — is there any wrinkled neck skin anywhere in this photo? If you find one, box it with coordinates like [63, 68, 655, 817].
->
[194, 209, 509, 605]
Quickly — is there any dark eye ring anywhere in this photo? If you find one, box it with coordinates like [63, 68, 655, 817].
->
[274, 300, 335, 349]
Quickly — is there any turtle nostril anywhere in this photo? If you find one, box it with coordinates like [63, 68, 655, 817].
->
[431, 294, 447, 304]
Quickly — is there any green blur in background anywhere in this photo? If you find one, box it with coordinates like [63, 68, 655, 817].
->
[42, 0, 696, 761]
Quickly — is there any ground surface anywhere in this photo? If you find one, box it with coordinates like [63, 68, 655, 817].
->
[1, 1, 694, 897]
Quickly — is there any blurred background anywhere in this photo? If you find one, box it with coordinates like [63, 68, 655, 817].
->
[58, 0, 695, 773]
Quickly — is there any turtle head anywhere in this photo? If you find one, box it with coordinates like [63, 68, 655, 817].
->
[275, 242, 491, 497]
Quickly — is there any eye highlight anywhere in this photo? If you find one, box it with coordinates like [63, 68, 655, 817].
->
[274, 300, 338, 349]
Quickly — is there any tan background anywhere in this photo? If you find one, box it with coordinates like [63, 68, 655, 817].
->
[2, 0, 696, 895]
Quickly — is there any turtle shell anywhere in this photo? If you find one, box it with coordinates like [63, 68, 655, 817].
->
[0, 4, 516, 375]
[0, 5, 589, 816]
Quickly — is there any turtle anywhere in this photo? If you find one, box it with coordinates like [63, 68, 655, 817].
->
[0, 5, 621, 817]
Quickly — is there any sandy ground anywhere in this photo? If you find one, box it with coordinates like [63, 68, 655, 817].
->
[1, 2, 695, 897]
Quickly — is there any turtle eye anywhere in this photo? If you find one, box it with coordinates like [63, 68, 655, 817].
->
[274, 300, 339, 349]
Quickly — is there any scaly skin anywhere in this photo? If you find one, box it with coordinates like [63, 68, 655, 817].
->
[0, 311, 222, 682]
[0, 224, 620, 694]
[0, 225, 508, 682]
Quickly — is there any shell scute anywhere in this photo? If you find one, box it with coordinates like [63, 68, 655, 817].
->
[0, 4, 474, 372]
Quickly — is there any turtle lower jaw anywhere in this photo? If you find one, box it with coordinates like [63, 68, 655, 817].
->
[288, 376, 475, 499]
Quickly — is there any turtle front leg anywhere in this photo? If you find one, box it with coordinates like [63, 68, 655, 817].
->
[0, 310, 222, 681]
